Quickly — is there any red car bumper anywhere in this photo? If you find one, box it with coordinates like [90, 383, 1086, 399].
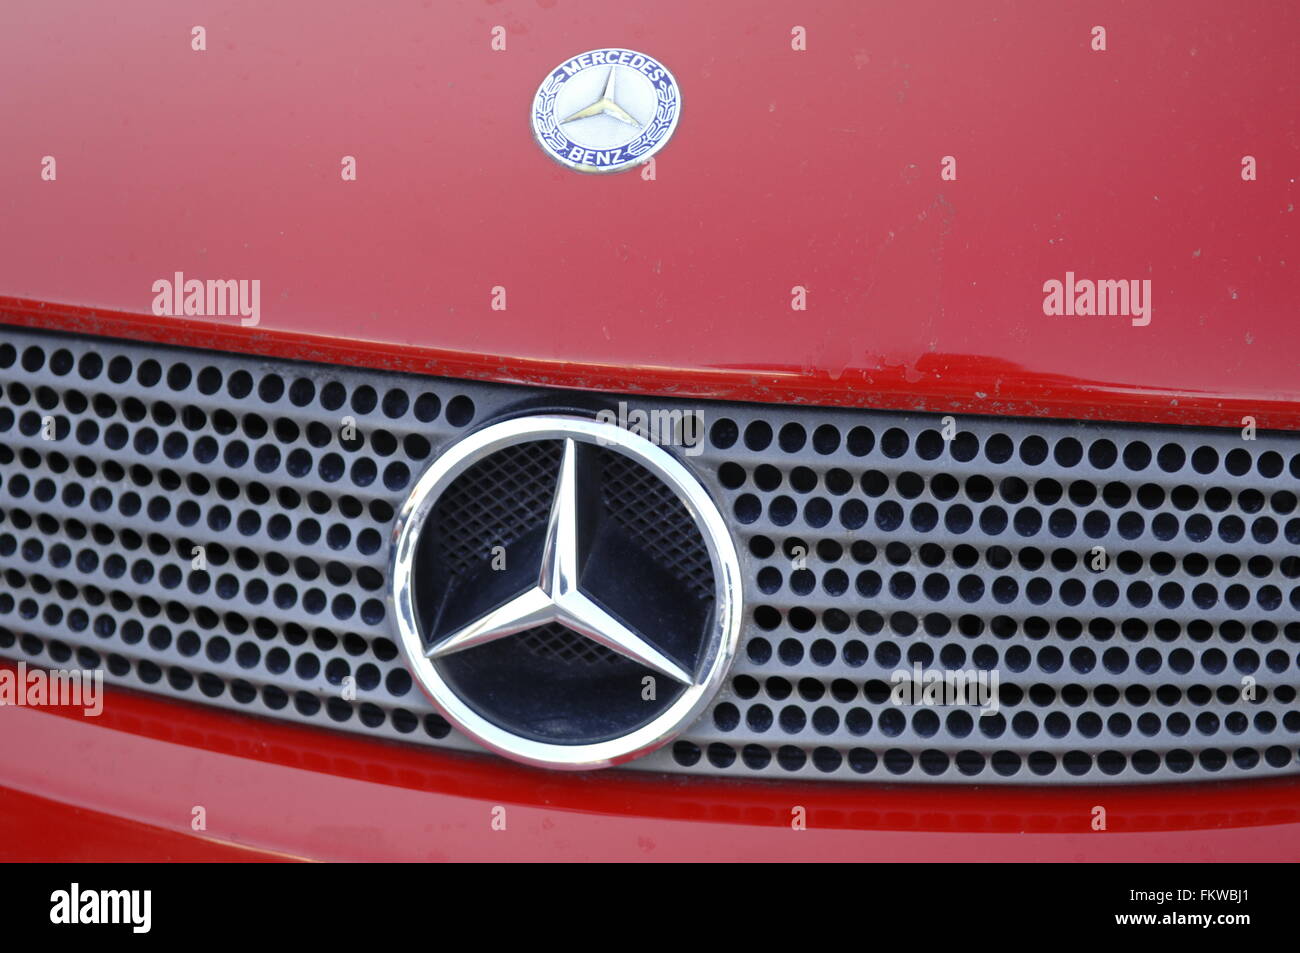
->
[3, 678, 1299, 862]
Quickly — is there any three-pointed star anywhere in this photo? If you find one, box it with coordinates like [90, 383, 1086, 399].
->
[559, 65, 640, 128]
[424, 438, 694, 685]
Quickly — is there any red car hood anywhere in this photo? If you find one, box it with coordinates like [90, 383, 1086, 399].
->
[1, 0, 1296, 426]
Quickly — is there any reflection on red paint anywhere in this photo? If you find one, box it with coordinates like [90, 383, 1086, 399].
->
[2, 672, 1299, 862]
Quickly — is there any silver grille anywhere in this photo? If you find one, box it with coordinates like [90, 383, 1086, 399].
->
[1, 325, 1297, 784]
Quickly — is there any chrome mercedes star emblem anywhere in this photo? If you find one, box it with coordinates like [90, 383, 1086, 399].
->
[531, 48, 681, 174]
[424, 437, 694, 685]
[390, 415, 740, 770]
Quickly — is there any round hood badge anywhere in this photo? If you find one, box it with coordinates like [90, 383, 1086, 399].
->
[531, 48, 681, 174]
[390, 415, 740, 770]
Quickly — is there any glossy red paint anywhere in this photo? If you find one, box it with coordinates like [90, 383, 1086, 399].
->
[1, 1, 1296, 429]
[3, 683, 1300, 862]
[2, 1, 1298, 861]
[0, 787, 288, 863]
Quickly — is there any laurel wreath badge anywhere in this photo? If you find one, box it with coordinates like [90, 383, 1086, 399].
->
[536, 71, 677, 159]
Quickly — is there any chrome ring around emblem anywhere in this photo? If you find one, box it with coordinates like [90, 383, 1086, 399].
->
[389, 415, 741, 769]
[530, 48, 681, 174]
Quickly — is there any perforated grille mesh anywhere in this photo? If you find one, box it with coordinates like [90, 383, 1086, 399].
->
[671, 411, 1300, 783]
[2, 325, 1299, 784]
